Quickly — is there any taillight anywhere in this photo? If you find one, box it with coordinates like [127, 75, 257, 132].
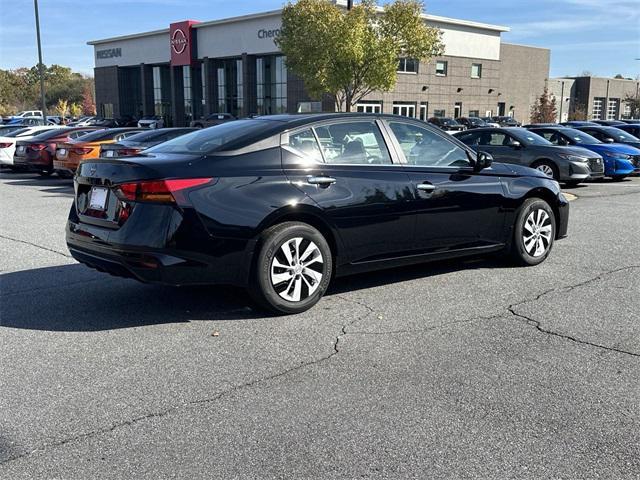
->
[72, 147, 93, 155]
[121, 148, 141, 156]
[114, 178, 213, 204]
[0, 142, 11, 148]
[29, 144, 47, 151]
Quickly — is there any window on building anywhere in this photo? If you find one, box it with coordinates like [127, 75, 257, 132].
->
[592, 97, 604, 120]
[397, 58, 418, 74]
[235, 59, 244, 118]
[313, 121, 392, 165]
[217, 67, 226, 113]
[152, 66, 163, 116]
[606, 98, 619, 120]
[471, 63, 482, 79]
[435, 61, 447, 76]
[433, 109, 445, 118]
[256, 55, 288, 115]
[622, 102, 631, 119]
[454, 102, 463, 118]
[469, 110, 480, 117]
[201, 66, 206, 111]
[392, 102, 416, 118]
[356, 102, 382, 113]
[419, 102, 428, 121]
[101, 103, 114, 119]
[183, 66, 193, 124]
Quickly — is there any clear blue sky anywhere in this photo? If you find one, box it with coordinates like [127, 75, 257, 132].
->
[1, 0, 638, 79]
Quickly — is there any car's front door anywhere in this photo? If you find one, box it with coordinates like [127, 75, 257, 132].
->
[475, 129, 524, 166]
[385, 120, 507, 252]
[281, 119, 416, 264]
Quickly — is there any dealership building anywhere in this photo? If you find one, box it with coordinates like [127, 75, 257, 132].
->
[89, 1, 550, 126]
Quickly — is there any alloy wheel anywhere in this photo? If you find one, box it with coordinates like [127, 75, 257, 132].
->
[523, 209, 553, 257]
[535, 164, 555, 178]
[270, 237, 324, 302]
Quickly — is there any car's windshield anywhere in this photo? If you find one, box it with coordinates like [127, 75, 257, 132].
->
[4, 128, 31, 138]
[71, 129, 128, 142]
[29, 128, 69, 141]
[146, 119, 277, 154]
[561, 128, 601, 145]
[468, 117, 486, 126]
[440, 118, 460, 126]
[599, 127, 639, 142]
[511, 128, 551, 146]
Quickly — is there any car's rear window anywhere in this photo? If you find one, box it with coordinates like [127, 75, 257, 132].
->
[73, 129, 135, 142]
[145, 120, 279, 154]
[29, 128, 70, 141]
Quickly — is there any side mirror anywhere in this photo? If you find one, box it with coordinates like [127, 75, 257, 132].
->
[510, 140, 522, 148]
[475, 151, 493, 171]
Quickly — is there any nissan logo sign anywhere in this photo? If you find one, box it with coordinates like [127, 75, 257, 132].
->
[96, 48, 122, 59]
[171, 28, 187, 54]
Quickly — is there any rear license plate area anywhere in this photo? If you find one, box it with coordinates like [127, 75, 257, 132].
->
[89, 186, 109, 211]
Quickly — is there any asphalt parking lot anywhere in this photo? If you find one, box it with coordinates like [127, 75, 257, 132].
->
[1, 171, 639, 479]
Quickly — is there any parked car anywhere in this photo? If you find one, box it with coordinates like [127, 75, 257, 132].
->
[427, 117, 465, 133]
[190, 113, 236, 129]
[454, 127, 598, 186]
[616, 123, 640, 139]
[620, 119, 640, 124]
[560, 121, 599, 127]
[492, 116, 520, 127]
[67, 116, 97, 127]
[100, 128, 196, 158]
[480, 117, 500, 127]
[526, 126, 638, 180]
[455, 117, 487, 129]
[522, 123, 559, 128]
[573, 125, 640, 150]
[0, 125, 31, 136]
[592, 120, 626, 126]
[2, 110, 43, 124]
[115, 115, 139, 127]
[0, 126, 61, 170]
[66, 113, 569, 314]
[138, 115, 165, 129]
[54, 128, 146, 175]
[12, 127, 102, 176]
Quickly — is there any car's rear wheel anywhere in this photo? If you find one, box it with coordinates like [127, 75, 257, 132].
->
[531, 160, 559, 180]
[511, 198, 556, 266]
[249, 222, 333, 314]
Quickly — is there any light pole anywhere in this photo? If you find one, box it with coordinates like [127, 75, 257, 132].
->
[34, 0, 47, 120]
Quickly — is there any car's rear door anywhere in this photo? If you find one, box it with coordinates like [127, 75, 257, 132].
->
[384, 119, 506, 252]
[281, 118, 415, 264]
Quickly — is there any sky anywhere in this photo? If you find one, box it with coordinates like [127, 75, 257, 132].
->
[1, 0, 638, 79]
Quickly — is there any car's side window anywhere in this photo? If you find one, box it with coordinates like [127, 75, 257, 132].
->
[286, 128, 323, 163]
[313, 121, 392, 165]
[455, 131, 479, 146]
[539, 131, 558, 144]
[388, 121, 470, 168]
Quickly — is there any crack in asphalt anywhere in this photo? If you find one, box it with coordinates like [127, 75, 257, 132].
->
[507, 264, 640, 358]
[0, 234, 72, 259]
[2, 263, 639, 466]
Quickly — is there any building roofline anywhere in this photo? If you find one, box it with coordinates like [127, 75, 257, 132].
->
[500, 42, 549, 51]
[87, 7, 509, 46]
[553, 75, 639, 82]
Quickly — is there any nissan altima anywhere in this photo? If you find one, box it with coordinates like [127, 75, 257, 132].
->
[66, 114, 569, 314]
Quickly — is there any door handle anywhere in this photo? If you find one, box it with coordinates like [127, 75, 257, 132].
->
[307, 175, 336, 186]
[416, 183, 436, 193]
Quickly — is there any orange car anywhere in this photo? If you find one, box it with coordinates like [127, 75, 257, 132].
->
[54, 128, 146, 175]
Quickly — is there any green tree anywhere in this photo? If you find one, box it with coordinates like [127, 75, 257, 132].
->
[69, 102, 83, 118]
[530, 87, 558, 123]
[568, 100, 588, 121]
[276, 0, 443, 111]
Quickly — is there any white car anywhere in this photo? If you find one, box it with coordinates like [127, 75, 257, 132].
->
[0, 126, 61, 167]
[138, 116, 164, 129]
[3, 110, 43, 122]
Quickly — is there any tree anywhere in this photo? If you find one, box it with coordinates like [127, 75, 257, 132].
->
[614, 74, 624, 79]
[276, 0, 443, 111]
[54, 99, 69, 118]
[623, 93, 640, 118]
[81, 83, 96, 115]
[69, 102, 83, 118]
[530, 87, 558, 123]
[568, 100, 588, 121]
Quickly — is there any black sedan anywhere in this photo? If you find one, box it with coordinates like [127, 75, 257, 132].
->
[454, 127, 598, 185]
[574, 125, 640, 149]
[66, 114, 569, 314]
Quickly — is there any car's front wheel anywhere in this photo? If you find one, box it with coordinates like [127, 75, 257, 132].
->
[531, 160, 559, 181]
[510, 198, 556, 266]
[250, 222, 333, 314]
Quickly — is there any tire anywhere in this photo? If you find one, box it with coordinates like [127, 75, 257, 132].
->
[249, 222, 333, 314]
[510, 198, 556, 266]
[531, 160, 559, 181]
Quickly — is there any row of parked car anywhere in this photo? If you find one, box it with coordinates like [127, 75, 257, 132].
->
[0, 124, 196, 176]
[452, 119, 640, 186]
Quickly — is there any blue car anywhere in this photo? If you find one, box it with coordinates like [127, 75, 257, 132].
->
[526, 126, 639, 180]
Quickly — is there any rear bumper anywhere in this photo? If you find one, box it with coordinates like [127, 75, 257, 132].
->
[66, 210, 256, 287]
[13, 153, 51, 171]
[53, 159, 79, 173]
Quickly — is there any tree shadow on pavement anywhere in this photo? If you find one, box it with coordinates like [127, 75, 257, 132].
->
[1, 171, 73, 196]
[0, 256, 503, 332]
